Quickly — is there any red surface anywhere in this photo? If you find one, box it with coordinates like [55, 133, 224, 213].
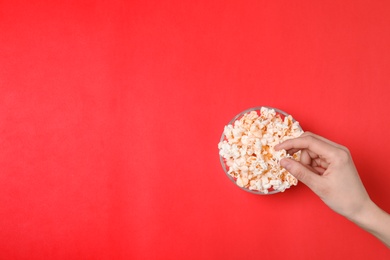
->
[1, 0, 390, 259]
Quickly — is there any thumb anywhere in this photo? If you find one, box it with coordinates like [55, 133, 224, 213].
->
[280, 158, 321, 189]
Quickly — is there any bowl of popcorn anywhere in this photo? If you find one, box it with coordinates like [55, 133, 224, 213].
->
[218, 106, 303, 194]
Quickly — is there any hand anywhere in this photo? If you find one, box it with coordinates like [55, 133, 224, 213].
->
[275, 132, 390, 248]
[275, 132, 370, 219]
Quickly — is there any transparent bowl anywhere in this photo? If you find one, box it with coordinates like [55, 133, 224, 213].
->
[219, 106, 302, 195]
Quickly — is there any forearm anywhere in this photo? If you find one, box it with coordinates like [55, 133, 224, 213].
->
[348, 199, 390, 248]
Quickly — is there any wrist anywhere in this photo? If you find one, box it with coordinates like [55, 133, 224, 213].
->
[347, 198, 377, 228]
[347, 199, 390, 248]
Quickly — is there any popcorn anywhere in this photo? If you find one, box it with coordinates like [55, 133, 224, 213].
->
[218, 107, 303, 193]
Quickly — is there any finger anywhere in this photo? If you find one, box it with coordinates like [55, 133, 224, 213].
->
[280, 158, 322, 188]
[301, 131, 348, 151]
[300, 149, 312, 165]
[310, 160, 327, 174]
[312, 166, 326, 175]
[275, 135, 339, 162]
[313, 157, 330, 169]
[304, 163, 326, 175]
[277, 132, 347, 154]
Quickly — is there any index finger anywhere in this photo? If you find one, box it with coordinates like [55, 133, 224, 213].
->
[301, 131, 348, 151]
[275, 135, 340, 162]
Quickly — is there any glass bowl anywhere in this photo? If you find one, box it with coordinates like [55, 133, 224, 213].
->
[218, 106, 303, 195]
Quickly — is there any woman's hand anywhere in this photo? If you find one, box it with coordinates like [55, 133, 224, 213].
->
[275, 132, 370, 218]
[275, 132, 390, 248]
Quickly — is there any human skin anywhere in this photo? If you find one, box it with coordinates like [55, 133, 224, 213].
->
[275, 132, 390, 248]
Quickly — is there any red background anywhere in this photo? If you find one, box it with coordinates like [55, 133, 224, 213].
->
[1, 0, 390, 259]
